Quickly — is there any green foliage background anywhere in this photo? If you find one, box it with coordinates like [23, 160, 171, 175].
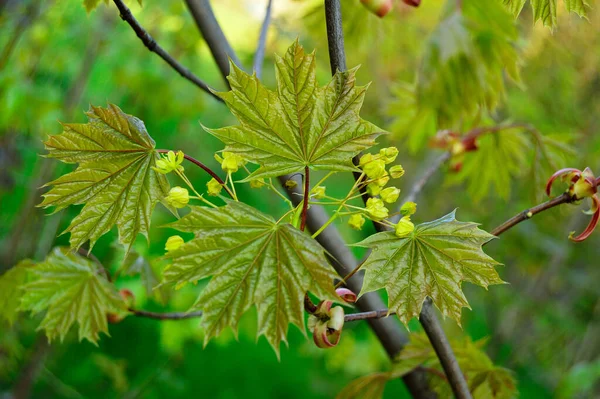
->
[1, 0, 600, 397]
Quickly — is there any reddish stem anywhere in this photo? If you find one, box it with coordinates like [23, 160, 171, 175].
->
[300, 166, 310, 231]
[157, 149, 225, 185]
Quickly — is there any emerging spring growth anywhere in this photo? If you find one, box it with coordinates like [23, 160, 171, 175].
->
[153, 150, 184, 174]
[380, 187, 400, 204]
[108, 289, 136, 324]
[400, 201, 417, 216]
[366, 197, 389, 220]
[348, 214, 366, 230]
[308, 300, 345, 349]
[363, 159, 387, 179]
[379, 147, 399, 164]
[165, 235, 184, 252]
[546, 167, 599, 242]
[250, 178, 265, 189]
[220, 151, 246, 173]
[360, 0, 393, 17]
[206, 178, 223, 196]
[430, 130, 478, 173]
[389, 165, 405, 179]
[165, 186, 189, 209]
[312, 186, 326, 199]
[336, 288, 357, 303]
[403, 0, 421, 7]
[395, 216, 415, 238]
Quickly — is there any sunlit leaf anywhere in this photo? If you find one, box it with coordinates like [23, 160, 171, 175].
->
[356, 211, 504, 325]
[503, 0, 589, 27]
[19, 248, 125, 344]
[162, 201, 339, 356]
[206, 40, 382, 180]
[40, 104, 170, 251]
[0, 260, 33, 325]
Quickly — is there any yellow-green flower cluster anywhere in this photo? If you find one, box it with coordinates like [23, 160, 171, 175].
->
[215, 152, 246, 173]
[153, 150, 184, 174]
[359, 147, 403, 197]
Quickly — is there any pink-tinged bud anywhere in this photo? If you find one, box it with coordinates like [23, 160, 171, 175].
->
[309, 300, 346, 349]
[570, 195, 600, 242]
[360, 0, 393, 18]
[403, 0, 421, 7]
[336, 288, 357, 303]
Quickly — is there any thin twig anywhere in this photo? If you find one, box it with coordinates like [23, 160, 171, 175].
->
[129, 308, 203, 320]
[253, 0, 273, 78]
[111, 0, 222, 102]
[345, 309, 395, 322]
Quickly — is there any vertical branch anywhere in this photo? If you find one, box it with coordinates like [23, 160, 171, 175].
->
[0, 0, 40, 71]
[184, 0, 241, 84]
[253, 0, 273, 78]
[300, 166, 310, 231]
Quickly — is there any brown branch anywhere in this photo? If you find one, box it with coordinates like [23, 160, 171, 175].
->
[129, 308, 203, 320]
[111, 0, 222, 102]
[300, 166, 310, 231]
[253, 0, 273, 79]
[345, 309, 395, 322]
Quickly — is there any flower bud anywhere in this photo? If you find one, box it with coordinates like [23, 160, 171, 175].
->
[153, 150, 184, 174]
[165, 235, 184, 252]
[285, 179, 298, 189]
[379, 147, 399, 164]
[395, 216, 415, 238]
[366, 198, 389, 220]
[348, 214, 366, 230]
[363, 159, 387, 179]
[221, 152, 245, 173]
[250, 178, 265, 189]
[312, 186, 326, 199]
[389, 165, 405, 179]
[207, 178, 223, 196]
[359, 153, 374, 167]
[366, 182, 381, 196]
[360, 0, 393, 17]
[401, 201, 417, 216]
[336, 288, 357, 303]
[166, 186, 189, 209]
[374, 174, 390, 187]
[380, 187, 400, 203]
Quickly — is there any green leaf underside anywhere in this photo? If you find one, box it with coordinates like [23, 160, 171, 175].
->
[163, 201, 339, 356]
[19, 248, 125, 344]
[0, 260, 33, 325]
[356, 211, 504, 325]
[206, 40, 382, 180]
[339, 332, 517, 399]
[40, 104, 170, 251]
[503, 0, 589, 27]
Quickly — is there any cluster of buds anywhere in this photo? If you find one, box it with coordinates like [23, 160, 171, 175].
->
[546, 167, 599, 242]
[350, 148, 404, 230]
[308, 288, 357, 349]
[360, 0, 421, 18]
[429, 130, 478, 172]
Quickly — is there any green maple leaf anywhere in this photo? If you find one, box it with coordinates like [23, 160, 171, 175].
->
[40, 104, 170, 251]
[336, 373, 392, 399]
[356, 211, 504, 325]
[162, 201, 340, 356]
[0, 260, 33, 325]
[19, 248, 126, 344]
[205, 40, 382, 180]
[503, 0, 589, 28]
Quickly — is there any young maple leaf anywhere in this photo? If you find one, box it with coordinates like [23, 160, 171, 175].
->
[204, 40, 384, 180]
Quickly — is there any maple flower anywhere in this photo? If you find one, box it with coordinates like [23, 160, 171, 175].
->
[380, 187, 400, 204]
[363, 159, 387, 179]
[348, 214, 366, 230]
[153, 150, 184, 174]
[366, 182, 381, 196]
[373, 174, 390, 187]
[360, 0, 393, 17]
[312, 186, 326, 199]
[165, 186, 189, 209]
[220, 152, 246, 173]
[389, 165, 405, 179]
[379, 147, 399, 164]
[165, 235, 184, 252]
[546, 167, 600, 242]
[206, 178, 223, 196]
[395, 216, 415, 238]
[250, 178, 265, 189]
[366, 198, 389, 220]
[308, 300, 345, 349]
[401, 201, 417, 216]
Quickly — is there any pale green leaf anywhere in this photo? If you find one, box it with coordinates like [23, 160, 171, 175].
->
[19, 247, 126, 344]
[0, 260, 33, 325]
[503, 0, 590, 27]
[502, 0, 527, 17]
[564, 0, 591, 17]
[40, 104, 170, 251]
[206, 40, 382, 180]
[162, 201, 340, 356]
[335, 373, 392, 399]
[356, 211, 504, 325]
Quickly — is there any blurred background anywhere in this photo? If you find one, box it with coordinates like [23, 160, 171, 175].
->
[1, 0, 599, 397]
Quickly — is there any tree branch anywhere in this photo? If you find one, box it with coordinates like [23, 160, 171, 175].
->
[130, 308, 204, 320]
[183, 0, 241, 85]
[300, 166, 310, 231]
[111, 0, 222, 102]
[253, 0, 273, 79]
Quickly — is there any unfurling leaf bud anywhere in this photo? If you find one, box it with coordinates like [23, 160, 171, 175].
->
[395, 216, 414, 238]
[348, 214, 366, 230]
[336, 288, 357, 303]
[379, 147, 399, 164]
[360, 0, 393, 17]
[389, 165, 405, 179]
[207, 178, 223, 196]
[166, 186, 189, 208]
[250, 178, 265, 189]
[312, 186, 326, 199]
[366, 198, 389, 220]
[400, 201, 417, 216]
[165, 235, 184, 252]
[380, 187, 400, 203]
[309, 300, 345, 349]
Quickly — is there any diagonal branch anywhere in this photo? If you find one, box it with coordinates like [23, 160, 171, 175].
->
[111, 0, 222, 102]
[253, 0, 273, 79]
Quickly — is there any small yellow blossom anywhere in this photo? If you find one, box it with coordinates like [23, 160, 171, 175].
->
[380, 187, 400, 204]
[165, 235, 184, 252]
[285, 179, 298, 189]
[395, 216, 414, 238]
[359, 153, 374, 167]
[207, 178, 223, 196]
[312, 186, 326, 199]
[220, 152, 246, 173]
[366, 182, 381, 196]
[348, 214, 366, 230]
[166, 186, 189, 208]
[250, 178, 265, 189]
[389, 165, 405, 179]
[401, 201, 417, 216]
[366, 197, 389, 220]
[379, 147, 399, 164]
[153, 150, 184, 174]
[363, 159, 387, 179]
